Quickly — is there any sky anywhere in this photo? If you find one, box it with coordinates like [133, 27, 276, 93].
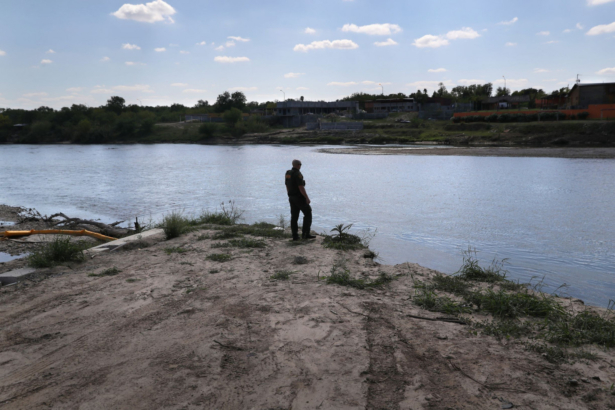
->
[1, 0, 615, 109]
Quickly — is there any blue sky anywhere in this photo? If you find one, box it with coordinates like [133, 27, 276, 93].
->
[1, 0, 615, 109]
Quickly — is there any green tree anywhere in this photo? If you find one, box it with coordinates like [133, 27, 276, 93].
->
[0, 114, 11, 129]
[223, 107, 243, 128]
[495, 87, 511, 97]
[76, 119, 91, 136]
[106, 96, 126, 115]
[214, 91, 247, 113]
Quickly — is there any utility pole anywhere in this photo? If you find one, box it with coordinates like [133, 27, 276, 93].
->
[280, 89, 285, 101]
[576, 74, 581, 85]
[502, 76, 507, 94]
[379, 83, 383, 95]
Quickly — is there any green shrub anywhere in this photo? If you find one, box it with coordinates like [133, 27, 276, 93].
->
[485, 114, 498, 122]
[322, 224, 364, 251]
[223, 107, 243, 128]
[497, 114, 511, 123]
[198, 123, 218, 139]
[28, 236, 87, 268]
[161, 211, 189, 240]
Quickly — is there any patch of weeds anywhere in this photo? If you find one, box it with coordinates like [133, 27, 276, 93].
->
[208, 269, 220, 274]
[467, 289, 565, 319]
[270, 270, 294, 281]
[325, 261, 393, 290]
[165, 247, 188, 254]
[544, 308, 615, 348]
[475, 319, 534, 340]
[499, 280, 528, 292]
[212, 230, 242, 240]
[186, 287, 206, 294]
[89, 267, 121, 277]
[455, 248, 508, 283]
[571, 348, 599, 361]
[228, 238, 267, 248]
[160, 211, 190, 240]
[413, 288, 472, 316]
[526, 342, 569, 364]
[198, 200, 244, 225]
[322, 224, 364, 251]
[432, 273, 472, 296]
[179, 262, 194, 266]
[211, 242, 231, 248]
[126, 278, 140, 283]
[196, 234, 210, 241]
[28, 236, 87, 268]
[207, 253, 232, 262]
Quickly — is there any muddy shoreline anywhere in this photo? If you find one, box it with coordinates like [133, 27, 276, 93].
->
[318, 146, 615, 159]
[1, 205, 615, 408]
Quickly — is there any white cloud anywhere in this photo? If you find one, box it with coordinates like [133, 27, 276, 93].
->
[428, 68, 447, 73]
[446, 27, 480, 40]
[493, 78, 528, 87]
[215, 45, 225, 51]
[563, 29, 572, 33]
[169, 43, 179, 47]
[0, 50, 6, 56]
[111, 0, 176, 24]
[587, 0, 615, 5]
[112, 84, 154, 93]
[196, 41, 207, 46]
[229, 86, 258, 91]
[457, 79, 487, 85]
[122, 43, 141, 50]
[46, 49, 55, 54]
[577, 23, 584, 30]
[214, 56, 250, 63]
[155, 47, 166, 52]
[412, 35, 449, 48]
[293, 39, 359, 52]
[597, 67, 615, 75]
[228, 36, 250, 42]
[537, 31, 550, 36]
[505, 42, 517, 46]
[361, 81, 392, 85]
[297, 87, 309, 90]
[91, 87, 113, 94]
[101, 56, 110, 62]
[374, 38, 398, 46]
[304, 27, 316, 34]
[284, 72, 305, 78]
[545, 40, 559, 44]
[327, 82, 358, 86]
[66, 87, 83, 93]
[534, 68, 549, 73]
[341, 23, 402, 36]
[498, 17, 518, 25]
[225, 40, 236, 48]
[40, 59, 52, 64]
[171, 83, 188, 87]
[23, 92, 48, 97]
[179, 50, 190, 54]
[183, 89, 207, 93]
[125, 61, 146, 66]
[587, 21, 615, 35]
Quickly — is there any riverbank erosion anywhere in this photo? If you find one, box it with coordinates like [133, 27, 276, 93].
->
[1, 217, 615, 408]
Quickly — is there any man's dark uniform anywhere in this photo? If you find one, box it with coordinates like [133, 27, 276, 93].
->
[285, 167, 312, 240]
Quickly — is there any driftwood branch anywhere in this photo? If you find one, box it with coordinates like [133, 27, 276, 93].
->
[50, 213, 126, 237]
[336, 302, 370, 317]
[406, 314, 467, 325]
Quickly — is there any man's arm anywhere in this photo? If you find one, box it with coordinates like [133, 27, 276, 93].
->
[298, 186, 310, 205]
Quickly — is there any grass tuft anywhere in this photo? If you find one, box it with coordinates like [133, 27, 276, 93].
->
[325, 261, 393, 290]
[89, 267, 121, 277]
[28, 236, 87, 268]
[160, 211, 190, 240]
[207, 253, 232, 262]
[413, 288, 472, 316]
[455, 248, 508, 283]
[164, 247, 188, 254]
[270, 270, 294, 280]
[322, 223, 365, 251]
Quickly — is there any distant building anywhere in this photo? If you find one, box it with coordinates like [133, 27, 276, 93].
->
[364, 98, 419, 113]
[275, 101, 358, 116]
[481, 95, 530, 110]
[568, 82, 615, 108]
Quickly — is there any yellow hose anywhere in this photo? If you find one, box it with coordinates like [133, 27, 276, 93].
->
[0, 229, 117, 242]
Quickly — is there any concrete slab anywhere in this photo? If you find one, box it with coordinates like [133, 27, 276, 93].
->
[85, 229, 165, 255]
[0, 267, 37, 285]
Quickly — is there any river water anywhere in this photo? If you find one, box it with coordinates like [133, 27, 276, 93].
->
[1, 144, 614, 306]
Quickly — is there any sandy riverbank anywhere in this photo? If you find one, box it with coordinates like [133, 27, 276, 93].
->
[319, 146, 615, 159]
[1, 209, 615, 409]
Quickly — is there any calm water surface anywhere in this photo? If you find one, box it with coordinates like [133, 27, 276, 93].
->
[1, 144, 614, 306]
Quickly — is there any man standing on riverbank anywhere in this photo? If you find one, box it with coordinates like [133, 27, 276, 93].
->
[285, 159, 315, 241]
